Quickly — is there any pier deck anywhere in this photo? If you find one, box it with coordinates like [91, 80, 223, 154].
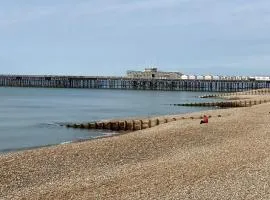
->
[0, 75, 269, 92]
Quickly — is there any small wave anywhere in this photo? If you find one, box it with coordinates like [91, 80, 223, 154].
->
[1, 140, 77, 153]
[60, 141, 72, 145]
[35, 122, 66, 128]
[0, 144, 55, 154]
[102, 132, 116, 136]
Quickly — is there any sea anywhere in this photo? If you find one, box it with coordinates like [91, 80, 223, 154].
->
[0, 87, 217, 153]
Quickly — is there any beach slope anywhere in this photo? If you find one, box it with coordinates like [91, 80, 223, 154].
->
[1, 103, 270, 199]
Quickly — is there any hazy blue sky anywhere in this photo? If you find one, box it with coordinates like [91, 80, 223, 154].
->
[1, 0, 270, 76]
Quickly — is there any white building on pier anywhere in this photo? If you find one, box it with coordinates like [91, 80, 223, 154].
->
[126, 68, 183, 79]
[126, 68, 270, 81]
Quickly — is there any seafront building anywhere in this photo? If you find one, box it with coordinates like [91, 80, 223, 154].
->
[126, 68, 269, 81]
[126, 67, 183, 79]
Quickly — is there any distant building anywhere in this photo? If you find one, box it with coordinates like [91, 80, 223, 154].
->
[197, 75, 204, 80]
[255, 76, 270, 81]
[126, 68, 270, 81]
[203, 75, 213, 80]
[126, 67, 183, 79]
[212, 75, 219, 80]
[188, 75, 197, 80]
[180, 75, 188, 80]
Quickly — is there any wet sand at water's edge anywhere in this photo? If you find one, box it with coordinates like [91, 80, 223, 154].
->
[1, 95, 270, 199]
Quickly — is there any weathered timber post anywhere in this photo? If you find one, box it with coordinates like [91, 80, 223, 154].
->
[88, 123, 92, 129]
[80, 124, 85, 129]
[109, 122, 112, 130]
[110, 122, 115, 130]
[148, 120, 151, 128]
[124, 121, 127, 131]
[117, 122, 120, 131]
[132, 120, 135, 131]
[140, 120, 143, 130]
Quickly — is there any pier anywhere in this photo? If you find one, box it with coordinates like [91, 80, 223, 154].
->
[0, 75, 270, 92]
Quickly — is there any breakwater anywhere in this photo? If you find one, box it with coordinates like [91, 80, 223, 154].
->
[66, 99, 269, 131]
[200, 88, 270, 98]
[66, 89, 270, 131]
[66, 115, 219, 131]
[1, 75, 270, 92]
[173, 99, 270, 108]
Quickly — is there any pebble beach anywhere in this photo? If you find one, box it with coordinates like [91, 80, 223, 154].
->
[1, 94, 270, 199]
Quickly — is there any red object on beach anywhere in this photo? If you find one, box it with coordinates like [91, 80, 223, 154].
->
[203, 116, 208, 123]
[200, 115, 209, 124]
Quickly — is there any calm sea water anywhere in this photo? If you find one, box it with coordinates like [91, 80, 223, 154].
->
[0, 87, 216, 152]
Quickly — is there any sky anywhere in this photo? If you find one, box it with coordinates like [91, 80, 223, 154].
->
[0, 0, 270, 76]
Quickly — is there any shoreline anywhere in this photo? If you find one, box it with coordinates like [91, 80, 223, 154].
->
[0, 105, 220, 155]
[1, 93, 270, 199]
[0, 110, 215, 154]
[1, 106, 222, 155]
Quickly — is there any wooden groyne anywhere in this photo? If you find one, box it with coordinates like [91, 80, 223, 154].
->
[200, 88, 270, 98]
[199, 94, 219, 98]
[173, 99, 270, 108]
[67, 118, 177, 131]
[65, 94, 270, 131]
[66, 115, 221, 131]
[1, 75, 270, 92]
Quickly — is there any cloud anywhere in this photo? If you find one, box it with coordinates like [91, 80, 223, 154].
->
[2, 0, 270, 28]
[0, 6, 58, 27]
[1, 0, 270, 76]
